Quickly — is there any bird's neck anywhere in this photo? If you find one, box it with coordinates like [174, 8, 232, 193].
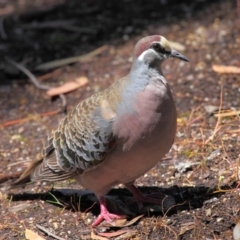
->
[129, 60, 166, 90]
[104, 61, 168, 116]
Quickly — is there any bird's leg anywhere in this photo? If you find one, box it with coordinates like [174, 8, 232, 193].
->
[92, 196, 125, 227]
[125, 184, 166, 209]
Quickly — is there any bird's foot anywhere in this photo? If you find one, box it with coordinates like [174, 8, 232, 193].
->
[92, 211, 125, 227]
[126, 184, 167, 209]
[92, 196, 125, 227]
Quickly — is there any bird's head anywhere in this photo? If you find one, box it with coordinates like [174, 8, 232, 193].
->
[133, 35, 189, 66]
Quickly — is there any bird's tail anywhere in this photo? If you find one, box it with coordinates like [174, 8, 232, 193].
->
[11, 155, 43, 188]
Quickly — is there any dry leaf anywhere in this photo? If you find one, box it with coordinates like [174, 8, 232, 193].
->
[91, 230, 108, 240]
[46, 76, 88, 96]
[121, 214, 143, 227]
[179, 222, 195, 235]
[212, 64, 240, 74]
[0, 234, 8, 240]
[98, 229, 129, 238]
[115, 230, 138, 240]
[25, 229, 45, 240]
[9, 203, 32, 213]
[99, 214, 144, 228]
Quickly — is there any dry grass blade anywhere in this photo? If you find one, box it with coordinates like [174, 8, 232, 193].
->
[35, 45, 108, 70]
[205, 85, 223, 144]
[36, 224, 65, 240]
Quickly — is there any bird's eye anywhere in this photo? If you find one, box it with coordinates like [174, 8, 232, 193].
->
[151, 43, 169, 54]
[152, 43, 163, 52]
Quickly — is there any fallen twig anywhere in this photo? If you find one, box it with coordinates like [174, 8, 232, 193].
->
[21, 20, 96, 34]
[237, 0, 240, 17]
[37, 69, 63, 81]
[0, 16, 7, 39]
[35, 45, 108, 70]
[21, 20, 75, 29]
[0, 173, 21, 184]
[4, 57, 67, 112]
[36, 224, 64, 240]
[214, 110, 240, 117]
[0, 110, 59, 128]
[225, 129, 240, 133]
[5, 57, 49, 90]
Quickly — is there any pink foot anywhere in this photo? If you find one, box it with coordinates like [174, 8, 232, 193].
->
[125, 184, 167, 209]
[92, 196, 125, 227]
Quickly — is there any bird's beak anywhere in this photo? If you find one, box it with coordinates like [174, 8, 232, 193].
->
[170, 49, 189, 62]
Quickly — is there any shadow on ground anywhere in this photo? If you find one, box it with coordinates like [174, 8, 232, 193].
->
[8, 183, 233, 220]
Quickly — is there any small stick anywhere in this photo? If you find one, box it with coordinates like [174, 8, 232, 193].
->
[35, 45, 108, 70]
[4, 57, 67, 112]
[0, 17, 7, 39]
[0, 173, 21, 184]
[0, 110, 59, 128]
[238, 0, 240, 17]
[36, 224, 65, 240]
[37, 68, 62, 81]
[214, 110, 240, 117]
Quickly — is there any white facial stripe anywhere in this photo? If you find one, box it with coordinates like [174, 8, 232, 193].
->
[160, 36, 172, 52]
[137, 49, 156, 61]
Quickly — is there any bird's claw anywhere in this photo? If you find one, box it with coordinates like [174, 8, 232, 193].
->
[92, 212, 125, 227]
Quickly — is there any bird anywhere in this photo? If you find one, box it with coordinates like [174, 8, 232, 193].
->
[12, 35, 189, 227]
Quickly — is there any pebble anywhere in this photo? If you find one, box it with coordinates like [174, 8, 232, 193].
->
[233, 222, 240, 240]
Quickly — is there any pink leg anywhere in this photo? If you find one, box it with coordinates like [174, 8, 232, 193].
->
[92, 196, 125, 227]
[125, 184, 166, 209]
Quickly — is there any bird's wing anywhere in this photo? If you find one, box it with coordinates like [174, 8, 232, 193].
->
[14, 89, 118, 185]
[56, 90, 117, 169]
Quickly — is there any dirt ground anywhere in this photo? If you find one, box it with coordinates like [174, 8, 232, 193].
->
[0, 0, 240, 239]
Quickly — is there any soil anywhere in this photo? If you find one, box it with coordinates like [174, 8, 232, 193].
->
[0, 0, 240, 239]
